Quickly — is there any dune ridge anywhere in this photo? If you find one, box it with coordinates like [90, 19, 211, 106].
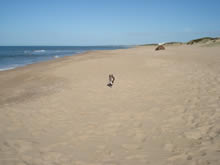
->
[141, 36, 220, 47]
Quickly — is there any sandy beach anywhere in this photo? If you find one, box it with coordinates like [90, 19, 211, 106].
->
[0, 44, 220, 165]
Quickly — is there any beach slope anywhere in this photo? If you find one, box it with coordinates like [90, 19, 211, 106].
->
[0, 45, 220, 165]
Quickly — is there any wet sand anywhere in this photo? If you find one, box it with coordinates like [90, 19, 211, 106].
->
[0, 45, 220, 165]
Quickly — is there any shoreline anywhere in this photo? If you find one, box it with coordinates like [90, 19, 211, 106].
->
[0, 46, 132, 72]
[0, 51, 86, 73]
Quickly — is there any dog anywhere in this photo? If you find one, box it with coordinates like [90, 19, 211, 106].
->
[107, 74, 115, 88]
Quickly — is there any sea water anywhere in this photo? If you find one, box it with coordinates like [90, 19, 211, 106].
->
[0, 46, 130, 71]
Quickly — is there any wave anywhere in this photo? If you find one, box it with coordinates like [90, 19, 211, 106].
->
[23, 49, 84, 56]
[0, 66, 16, 71]
[24, 50, 32, 54]
[0, 63, 26, 71]
[33, 50, 46, 53]
[24, 50, 46, 55]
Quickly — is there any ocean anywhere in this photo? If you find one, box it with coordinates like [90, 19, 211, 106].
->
[0, 46, 130, 71]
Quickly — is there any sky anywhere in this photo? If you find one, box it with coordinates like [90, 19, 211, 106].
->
[0, 0, 220, 46]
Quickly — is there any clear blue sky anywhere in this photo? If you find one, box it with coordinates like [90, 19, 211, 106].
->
[1, 0, 220, 45]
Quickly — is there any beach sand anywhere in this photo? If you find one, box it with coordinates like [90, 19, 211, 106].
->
[0, 45, 220, 165]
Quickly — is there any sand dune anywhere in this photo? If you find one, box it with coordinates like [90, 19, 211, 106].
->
[0, 45, 220, 165]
